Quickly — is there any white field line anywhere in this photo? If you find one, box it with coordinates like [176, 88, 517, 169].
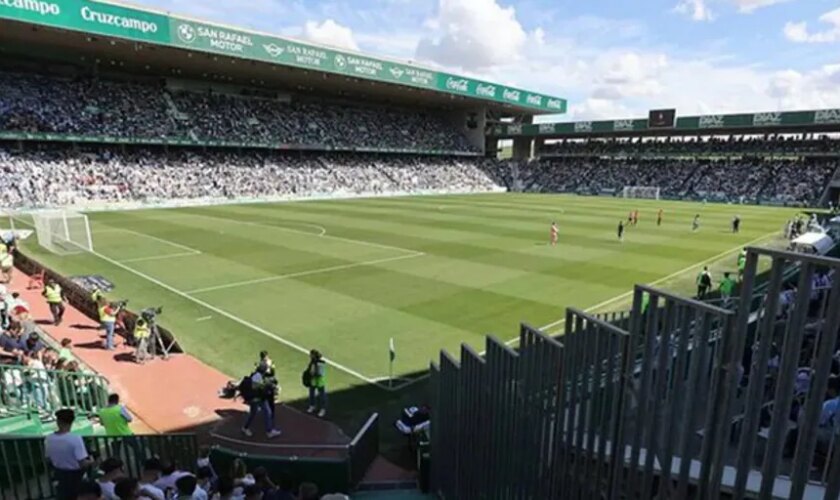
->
[12, 215, 401, 390]
[187, 252, 426, 294]
[98, 227, 203, 255]
[511, 229, 783, 341]
[185, 211, 419, 255]
[195, 316, 212, 322]
[119, 252, 201, 264]
[389, 229, 782, 392]
[76, 245, 394, 391]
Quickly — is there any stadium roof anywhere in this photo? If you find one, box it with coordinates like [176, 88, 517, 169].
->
[489, 108, 840, 139]
[0, 0, 567, 115]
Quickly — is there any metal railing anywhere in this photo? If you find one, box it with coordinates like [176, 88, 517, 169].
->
[0, 433, 198, 500]
[432, 247, 840, 499]
[0, 365, 109, 417]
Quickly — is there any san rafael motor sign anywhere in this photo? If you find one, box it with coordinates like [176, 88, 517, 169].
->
[0, 0, 567, 113]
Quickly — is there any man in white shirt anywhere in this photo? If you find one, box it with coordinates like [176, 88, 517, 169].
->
[153, 460, 191, 495]
[137, 459, 166, 500]
[97, 457, 126, 500]
[44, 409, 93, 500]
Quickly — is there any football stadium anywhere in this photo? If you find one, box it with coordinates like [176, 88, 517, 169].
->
[1, 1, 840, 499]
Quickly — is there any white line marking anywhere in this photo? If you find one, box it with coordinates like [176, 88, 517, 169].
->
[98, 227, 203, 254]
[67, 244, 394, 390]
[185, 212, 418, 255]
[503, 229, 783, 346]
[119, 252, 201, 264]
[187, 252, 426, 294]
[196, 316, 212, 322]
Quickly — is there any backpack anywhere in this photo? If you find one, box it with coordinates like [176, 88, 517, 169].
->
[301, 367, 313, 388]
[238, 375, 255, 402]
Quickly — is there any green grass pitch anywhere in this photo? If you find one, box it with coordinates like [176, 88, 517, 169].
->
[14, 193, 798, 426]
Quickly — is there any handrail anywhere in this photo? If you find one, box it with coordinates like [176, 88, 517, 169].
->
[0, 364, 109, 416]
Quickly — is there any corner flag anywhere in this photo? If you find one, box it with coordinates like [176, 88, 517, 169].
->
[389, 338, 396, 362]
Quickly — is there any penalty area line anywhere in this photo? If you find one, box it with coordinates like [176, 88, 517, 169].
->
[186, 252, 425, 294]
[118, 252, 201, 264]
[81, 246, 394, 391]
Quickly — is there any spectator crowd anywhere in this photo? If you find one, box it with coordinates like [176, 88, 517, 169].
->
[0, 147, 502, 208]
[0, 72, 476, 153]
[47, 406, 346, 500]
[513, 157, 838, 205]
[540, 136, 840, 156]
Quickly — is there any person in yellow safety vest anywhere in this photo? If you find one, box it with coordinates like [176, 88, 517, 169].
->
[96, 393, 139, 460]
[98, 300, 118, 351]
[42, 279, 66, 326]
[91, 288, 104, 304]
[133, 318, 151, 364]
[306, 349, 328, 418]
[0, 249, 12, 284]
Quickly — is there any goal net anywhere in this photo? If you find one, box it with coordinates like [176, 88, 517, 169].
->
[29, 211, 94, 255]
[622, 186, 661, 200]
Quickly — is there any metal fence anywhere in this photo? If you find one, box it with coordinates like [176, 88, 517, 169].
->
[0, 365, 109, 417]
[431, 247, 840, 499]
[0, 433, 198, 500]
[209, 412, 380, 494]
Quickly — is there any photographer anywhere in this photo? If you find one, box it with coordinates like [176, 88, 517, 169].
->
[239, 364, 282, 439]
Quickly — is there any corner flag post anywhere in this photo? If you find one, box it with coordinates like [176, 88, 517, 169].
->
[389, 338, 395, 388]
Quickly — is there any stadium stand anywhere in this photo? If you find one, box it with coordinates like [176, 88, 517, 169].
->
[0, 71, 478, 153]
[514, 156, 839, 205]
[0, 146, 502, 208]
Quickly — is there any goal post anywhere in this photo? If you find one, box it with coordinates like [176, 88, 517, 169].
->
[30, 210, 94, 255]
[622, 186, 661, 200]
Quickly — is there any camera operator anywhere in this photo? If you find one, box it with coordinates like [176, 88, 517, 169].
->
[133, 318, 151, 364]
[239, 364, 282, 439]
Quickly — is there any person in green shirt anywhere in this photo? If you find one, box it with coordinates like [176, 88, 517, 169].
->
[96, 393, 138, 460]
[719, 272, 737, 306]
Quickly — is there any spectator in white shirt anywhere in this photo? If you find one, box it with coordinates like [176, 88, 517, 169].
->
[138, 459, 166, 500]
[153, 460, 191, 496]
[98, 457, 127, 500]
[175, 474, 209, 500]
[44, 408, 93, 500]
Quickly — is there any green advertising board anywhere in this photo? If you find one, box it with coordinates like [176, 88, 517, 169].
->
[0, 0, 566, 113]
[0, 0, 169, 42]
[491, 108, 840, 137]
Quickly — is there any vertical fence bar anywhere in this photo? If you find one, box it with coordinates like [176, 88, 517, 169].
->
[758, 262, 815, 499]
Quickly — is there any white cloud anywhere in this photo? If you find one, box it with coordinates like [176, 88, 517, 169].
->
[732, 0, 792, 13]
[302, 19, 360, 51]
[767, 64, 840, 108]
[416, 0, 529, 70]
[674, 0, 714, 22]
[784, 7, 840, 43]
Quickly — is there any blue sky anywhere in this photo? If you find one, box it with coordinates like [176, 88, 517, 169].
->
[131, 0, 840, 119]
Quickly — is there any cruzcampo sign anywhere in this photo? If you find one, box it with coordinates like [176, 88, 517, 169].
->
[0, 0, 169, 42]
[0, 0, 566, 113]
